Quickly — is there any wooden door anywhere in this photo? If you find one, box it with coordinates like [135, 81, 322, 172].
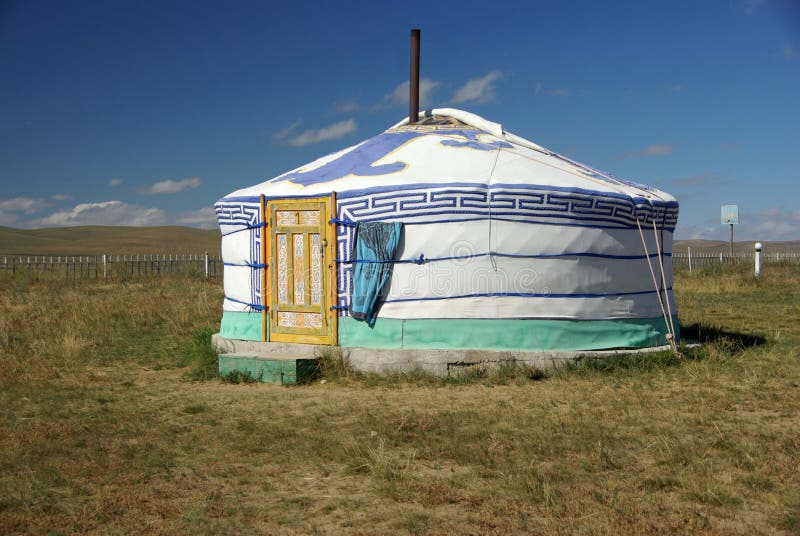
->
[268, 197, 335, 344]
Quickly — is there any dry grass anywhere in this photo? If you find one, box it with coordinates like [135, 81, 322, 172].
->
[0, 225, 219, 255]
[1, 265, 799, 534]
[0, 276, 221, 385]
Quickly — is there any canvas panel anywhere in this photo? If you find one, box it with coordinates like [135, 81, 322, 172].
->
[338, 315, 679, 351]
[376, 292, 676, 321]
[384, 256, 658, 299]
[223, 265, 257, 311]
[221, 230, 253, 263]
[490, 222, 673, 258]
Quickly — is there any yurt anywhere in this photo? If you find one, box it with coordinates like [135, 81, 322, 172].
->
[213, 107, 680, 375]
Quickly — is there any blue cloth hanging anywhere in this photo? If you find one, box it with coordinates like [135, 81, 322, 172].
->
[350, 221, 402, 325]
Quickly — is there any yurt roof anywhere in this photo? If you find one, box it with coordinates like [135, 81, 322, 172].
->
[221, 108, 677, 211]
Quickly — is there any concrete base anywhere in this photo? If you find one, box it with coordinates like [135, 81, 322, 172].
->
[212, 334, 691, 377]
[218, 352, 317, 384]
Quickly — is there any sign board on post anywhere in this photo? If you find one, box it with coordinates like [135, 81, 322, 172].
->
[721, 204, 739, 258]
[721, 205, 739, 225]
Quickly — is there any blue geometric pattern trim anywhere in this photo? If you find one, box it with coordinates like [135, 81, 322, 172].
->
[335, 184, 678, 230]
[215, 201, 263, 308]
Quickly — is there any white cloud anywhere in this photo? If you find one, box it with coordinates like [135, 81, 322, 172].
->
[382, 78, 441, 109]
[331, 99, 360, 113]
[0, 212, 19, 227]
[0, 196, 49, 214]
[676, 207, 800, 241]
[51, 194, 73, 201]
[273, 120, 302, 141]
[176, 207, 218, 229]
[675, 224, 720, 240]
[669, 84, 686, 93]
[35, 201, 168, 227]
[747, 208, 800, 240]
[784, 44, 798, 60]
[286, 119, 357, 147]
[141, 177, 202, 194]
[108, 178, 123, 187]
[452, 71, 502, 104]
[622, 144, 673, 159]
[7, 199, 220, 229]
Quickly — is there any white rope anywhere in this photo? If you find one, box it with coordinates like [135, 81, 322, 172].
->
[652, 219, 678, 341]
[635, 217, 681, 356]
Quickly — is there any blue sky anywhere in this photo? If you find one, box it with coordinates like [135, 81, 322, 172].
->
[1, 0, 798, 240]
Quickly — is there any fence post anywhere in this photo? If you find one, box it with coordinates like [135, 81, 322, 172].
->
[204, 251, 209, 278]
[754, 242, 762, 277]
[687, 247, 692, 274]
[103, 254, 107, 279]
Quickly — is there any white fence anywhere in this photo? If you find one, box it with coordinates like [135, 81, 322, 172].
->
[0, 253, 221, 278]
[672, 251, 800, 269]
[2, 250, 796, 279]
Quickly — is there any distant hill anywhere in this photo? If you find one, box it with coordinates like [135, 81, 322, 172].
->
[0, 226, 220, 255]
[1, 225, 798, 256]
[673, 239, 800, 253]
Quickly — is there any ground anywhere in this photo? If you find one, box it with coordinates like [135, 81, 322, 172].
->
[0, 264, 798, 534]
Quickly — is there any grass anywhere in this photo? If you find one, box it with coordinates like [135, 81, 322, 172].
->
[0, 263, 799, 533]
[0, 225, 220, 255]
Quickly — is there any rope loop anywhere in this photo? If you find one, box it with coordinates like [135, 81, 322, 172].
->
[329, 217, 356, 227]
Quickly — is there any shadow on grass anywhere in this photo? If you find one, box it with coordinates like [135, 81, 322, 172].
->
[270, 322, 770, 387]
[559, 349, 688, 377]
[680, 322, 766, 349]
[557, 322, 767, 378]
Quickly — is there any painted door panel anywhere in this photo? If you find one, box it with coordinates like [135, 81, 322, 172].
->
[268, 198, 334, 344]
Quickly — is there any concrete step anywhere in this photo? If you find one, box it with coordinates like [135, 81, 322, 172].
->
[218, 352, 318, 385]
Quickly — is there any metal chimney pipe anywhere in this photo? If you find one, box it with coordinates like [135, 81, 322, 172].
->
[409, 29, 420, 124]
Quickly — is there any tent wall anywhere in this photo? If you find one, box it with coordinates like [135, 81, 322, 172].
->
[214, 186, 678, 349]
[215, 199, 264, 341]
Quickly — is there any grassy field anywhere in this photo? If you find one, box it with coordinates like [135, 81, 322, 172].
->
[0, 265, 799, 534]
[2, 223, 799, 257]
